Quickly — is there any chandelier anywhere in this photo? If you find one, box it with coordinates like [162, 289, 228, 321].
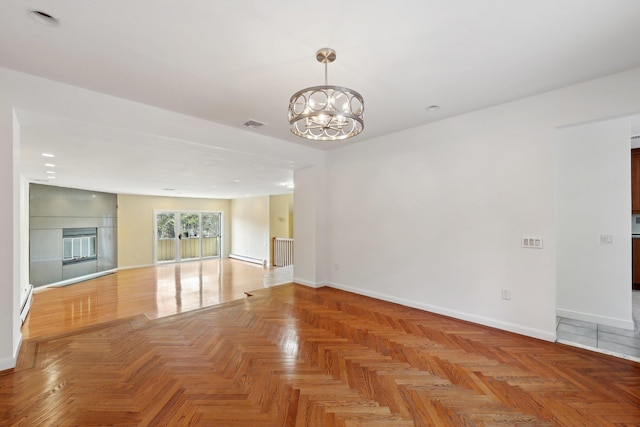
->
[288, 48, 364, 141]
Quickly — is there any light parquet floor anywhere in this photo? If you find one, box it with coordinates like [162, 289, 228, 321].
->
[3, 269, 640, 425]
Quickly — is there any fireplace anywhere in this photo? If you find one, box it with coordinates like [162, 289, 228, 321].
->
[62, 227, 97, 265]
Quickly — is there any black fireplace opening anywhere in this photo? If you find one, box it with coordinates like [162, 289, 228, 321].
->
[62, 227, 97, 265]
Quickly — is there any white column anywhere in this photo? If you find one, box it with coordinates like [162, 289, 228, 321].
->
[293, 163, 327, 287]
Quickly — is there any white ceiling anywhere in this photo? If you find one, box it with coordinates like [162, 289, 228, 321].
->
[2, 0, 640, 198]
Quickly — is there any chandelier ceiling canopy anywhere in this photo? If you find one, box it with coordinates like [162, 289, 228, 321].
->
[288, 48, 364, 141]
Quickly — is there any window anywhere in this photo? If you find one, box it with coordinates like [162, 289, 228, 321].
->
[154, 211, 222, 262]
[156, 213, 175, 240]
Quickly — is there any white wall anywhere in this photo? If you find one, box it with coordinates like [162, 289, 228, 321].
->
[230, 196, 270, 263]
[0, 106, 17, 370]
[325, 67, 640, 341]
[556, 118, 633, 329]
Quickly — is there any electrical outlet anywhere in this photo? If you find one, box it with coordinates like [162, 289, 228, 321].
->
[521, 236, 543, 249]
[501, 288, 511, 300]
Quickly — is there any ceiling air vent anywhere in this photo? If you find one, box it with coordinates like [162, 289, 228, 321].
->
[27, 10, 60, 26]
[243, 120, 267, 129]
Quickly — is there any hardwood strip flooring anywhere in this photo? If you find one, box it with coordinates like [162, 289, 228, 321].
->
[21, 258, 277, 340]
[2, 262, 640, 425]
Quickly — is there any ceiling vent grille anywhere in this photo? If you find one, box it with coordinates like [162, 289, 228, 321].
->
[243, 120, 267, 129]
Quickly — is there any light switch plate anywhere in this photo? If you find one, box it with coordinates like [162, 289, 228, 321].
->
[598, 234, 613, 245]
[521, 236, 543, 249]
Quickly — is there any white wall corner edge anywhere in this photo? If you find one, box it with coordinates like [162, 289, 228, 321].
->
[556, 308, 635, 331]
[328, 281, 557, 342]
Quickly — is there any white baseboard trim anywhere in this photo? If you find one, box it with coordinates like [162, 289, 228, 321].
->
[39, 269, 118, 289]
[118, 263, 155, 271]
[293, 277, 322, 288]
[229, 254, 266, 266]
[327, 281, 556, 342]
[556, 308, 635, 330]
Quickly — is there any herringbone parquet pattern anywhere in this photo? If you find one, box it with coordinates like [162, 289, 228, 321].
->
[2, 284, 640, 426]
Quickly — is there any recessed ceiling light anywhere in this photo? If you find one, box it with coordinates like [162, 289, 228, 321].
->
[425, 105, 440, 112]
[47, 176, 56, 180]
[162, 188, 175, 191]
[41, 153, 55, 158]
[46, 171, 55, 174]
[44, 163, 55, 167]
[27, 10, 60, 27]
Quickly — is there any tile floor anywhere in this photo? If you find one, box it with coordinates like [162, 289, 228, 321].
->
[556, 291, 640, 361]
[263, 264, 294, 287]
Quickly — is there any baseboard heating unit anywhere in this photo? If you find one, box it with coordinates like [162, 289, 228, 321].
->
[229, 254, 267, 266]
[20, 284, 34, 324]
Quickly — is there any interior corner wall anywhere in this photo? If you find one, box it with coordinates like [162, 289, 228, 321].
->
[556, 118, 633, 329]
[117, 194, 231, 268]
[230, 196, 270, 264]
[325, 67, 640, 342]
